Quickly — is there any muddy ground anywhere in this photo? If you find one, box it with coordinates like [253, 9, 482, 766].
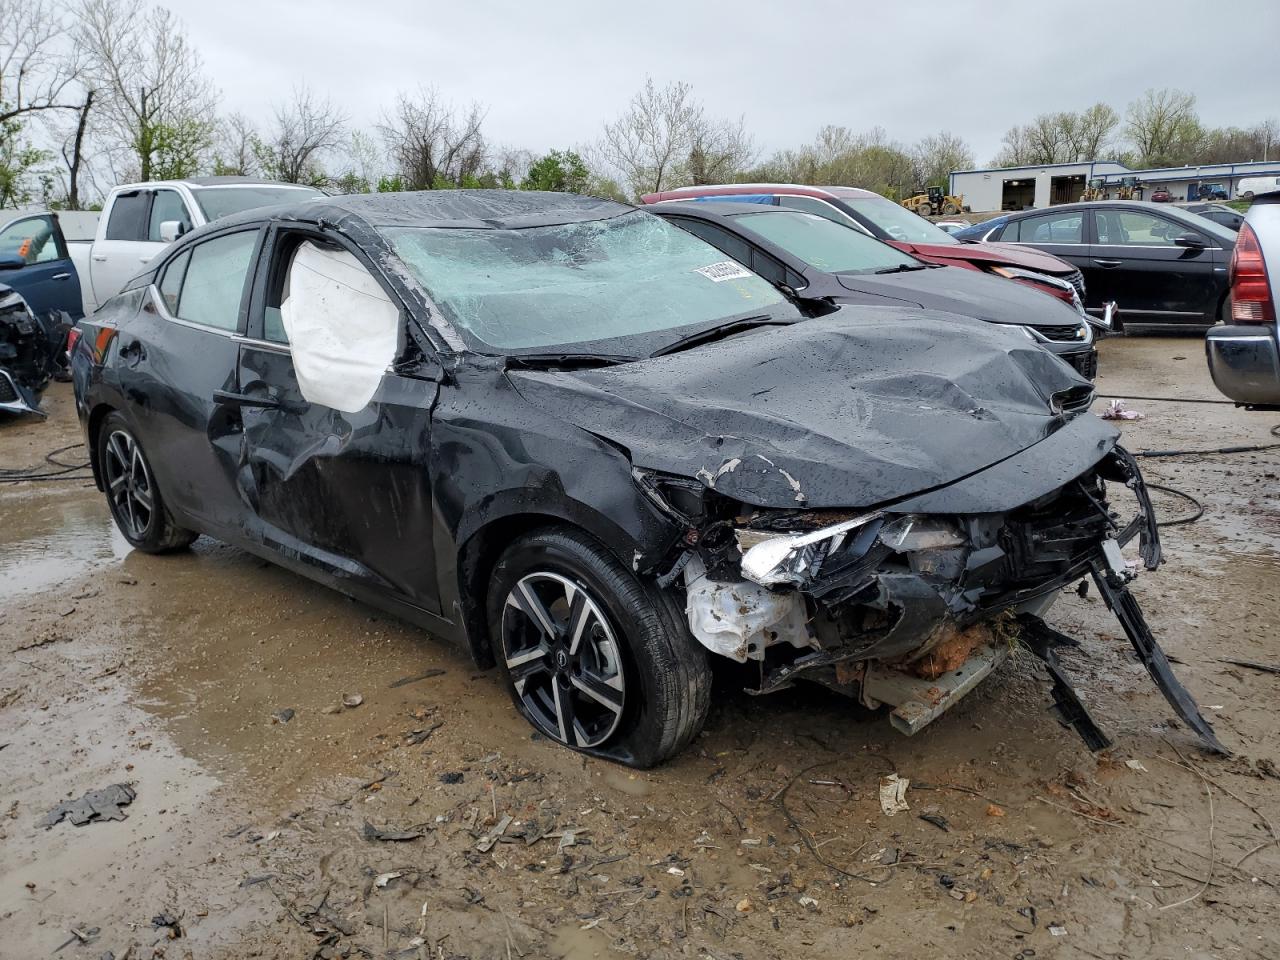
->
[2, 336, 1279, 960]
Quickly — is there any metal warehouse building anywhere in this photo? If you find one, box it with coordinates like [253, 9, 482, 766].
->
[949, 159, 1280, 212]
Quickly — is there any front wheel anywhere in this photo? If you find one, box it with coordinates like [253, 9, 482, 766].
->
[97, 412, 197, 553]
[487, 527, 710, 768]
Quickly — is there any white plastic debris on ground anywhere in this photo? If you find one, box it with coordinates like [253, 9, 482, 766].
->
[1101, 399, 1145, 421]
[879, 774, 910, 816]
[281, 242, 400, 414]
[683, 556, 812, 662]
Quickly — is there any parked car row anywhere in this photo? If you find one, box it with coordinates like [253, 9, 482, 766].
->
[68, 189, 1224, 765]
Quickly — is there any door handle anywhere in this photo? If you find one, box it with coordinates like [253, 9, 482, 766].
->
[1092, 259, 1123, 268]
[51, 272, 71, 280]
[92, 255, 107, 262]
[212, 388, 281, 410]
[139, 254, 155, 263]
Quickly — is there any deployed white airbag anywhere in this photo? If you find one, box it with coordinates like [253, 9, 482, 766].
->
[280, 241, 400, 413]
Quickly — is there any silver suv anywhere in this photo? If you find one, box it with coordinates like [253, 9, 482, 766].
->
[1206, 193, 1280, 407]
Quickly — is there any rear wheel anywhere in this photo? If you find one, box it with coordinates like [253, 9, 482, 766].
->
[97, 412, 197, 553]
[916, 202, 933, 217]
[487, 527, 710, 768]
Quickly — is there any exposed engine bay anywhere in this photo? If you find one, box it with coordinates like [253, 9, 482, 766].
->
[0, 287, 67, 416]
[647, 447, 1227, 755]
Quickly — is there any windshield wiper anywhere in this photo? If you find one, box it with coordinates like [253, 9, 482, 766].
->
[505, 353, 632, 370]
[874, 263, 930, 274]
[650, 315, 795, 358]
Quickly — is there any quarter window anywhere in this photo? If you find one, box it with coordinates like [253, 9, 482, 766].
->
[158, 249, 191, 315]
[775, 195, 859, 228]
[105, 192, 149, 241]
[175, 231, 258, 332]
[1016, 212, 1083, 244]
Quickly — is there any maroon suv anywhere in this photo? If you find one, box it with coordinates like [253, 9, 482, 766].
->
[642, 183, 1087, 309]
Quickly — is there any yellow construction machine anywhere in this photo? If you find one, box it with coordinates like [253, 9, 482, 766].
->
[901, 185, 966, 217]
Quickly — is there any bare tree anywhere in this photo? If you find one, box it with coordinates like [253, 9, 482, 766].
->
[1067, 103, 1120, 160]
[0, 0, 81, 126]
[1125, 88, 1203, 167]
[911, 131, 974, 188]
[74, 0, 218, 181]
[253, 87, 345, 185]
[597, 78, 751, 197]
[212, 111, 257, 176]
[379, 88, 487, 190]
[59, 90, 94, 209]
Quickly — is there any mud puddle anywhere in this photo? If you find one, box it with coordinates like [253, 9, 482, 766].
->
[0, 488, 130, 600]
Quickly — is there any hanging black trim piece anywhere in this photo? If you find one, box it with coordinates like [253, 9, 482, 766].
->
[1019, 614, 1112, 752]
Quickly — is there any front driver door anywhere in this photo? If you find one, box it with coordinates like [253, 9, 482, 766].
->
[1088, 208, 1219, 324]
[0, 214, 83, 320]
[232, 223, 443, 613]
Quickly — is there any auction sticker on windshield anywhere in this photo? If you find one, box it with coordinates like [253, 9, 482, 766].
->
[694, 261, 753, 282]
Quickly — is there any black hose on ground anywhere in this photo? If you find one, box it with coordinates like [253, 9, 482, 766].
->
[1146, 483, 1206, 527]
[1135, 423, 1280, 459]
[0, 442, 93, 483]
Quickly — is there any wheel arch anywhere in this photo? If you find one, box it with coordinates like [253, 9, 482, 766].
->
[453, 499, 670, 670]
[85, 401, 117, 491]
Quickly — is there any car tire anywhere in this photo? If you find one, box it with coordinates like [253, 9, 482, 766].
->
[97, 412, 197, 553]
[917, 203, 933, 217]
[487, 526, 711, 768]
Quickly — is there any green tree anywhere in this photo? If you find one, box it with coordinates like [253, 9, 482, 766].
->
[521, 150, 589, 192]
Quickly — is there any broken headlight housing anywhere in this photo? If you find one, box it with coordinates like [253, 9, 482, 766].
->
[877, 516, 966, 552]
[738, 512, 883, 586]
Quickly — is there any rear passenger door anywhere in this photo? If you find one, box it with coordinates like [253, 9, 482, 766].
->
[1088, 209, 1220, 322]
[121, 227, 264, 535]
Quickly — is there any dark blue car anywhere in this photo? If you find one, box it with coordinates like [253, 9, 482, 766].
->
[0, 212, 84, 415]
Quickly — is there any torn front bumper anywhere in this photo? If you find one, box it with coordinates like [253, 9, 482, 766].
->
[681, 445, 1225, 754]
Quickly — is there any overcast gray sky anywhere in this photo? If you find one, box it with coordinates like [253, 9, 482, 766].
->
[167, 0, 1279, 166]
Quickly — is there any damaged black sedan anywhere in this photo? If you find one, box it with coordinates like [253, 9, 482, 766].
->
[71, 191, 1224, 766]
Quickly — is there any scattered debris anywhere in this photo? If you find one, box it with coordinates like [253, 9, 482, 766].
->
[374, 871, 403, 888]
[41, 784, 135, 829]
[919, 812, 950, 832]
[798, 895, 819, 911]
[985, 804, 1006, 817]
[360, 820, 424, 842]
[1048, 923, 1068, 937]
[666, 866, 685, 878]
[273, 708, 295, 724]
[341, 692, 363, 708]
[151, 912, 183, 939]
[736, 898, 753, 913]
[439, 771, 464, 784]
[1101, 399, 1145, 420]
[879, 774, 910, 816]
[1126, 759, 1149, 773]
[388, 669, 446, 688]
[476, 814, 513, 852]
[52, 926, 100, 952]
[405, 722, 443, 745]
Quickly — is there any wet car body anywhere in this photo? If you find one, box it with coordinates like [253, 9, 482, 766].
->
[651, 201, 1098, 380]
[71, 191, 1223, 765]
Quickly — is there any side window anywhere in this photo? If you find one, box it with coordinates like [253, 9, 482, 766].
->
[673, 218, 753, 267]
[776, 196, 859, 228]
[104, 192, 149, 241]
[997, 219, 1020, 242]
[148, 189, 193, 242]
[175, 231, 258, 332]
[0, 214, 60, 263]
[157, 249, 190, 314]
[1094, 210, 1186, 246]
[1019, 212, 1082, 244]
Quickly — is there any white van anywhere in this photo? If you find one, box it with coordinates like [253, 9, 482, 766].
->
[1238, 176, 1280, 199]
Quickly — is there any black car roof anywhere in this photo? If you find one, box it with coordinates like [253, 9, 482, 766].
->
[214, 189, 636, 232]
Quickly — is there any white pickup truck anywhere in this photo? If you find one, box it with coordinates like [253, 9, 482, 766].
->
[71, 176, 324, 314]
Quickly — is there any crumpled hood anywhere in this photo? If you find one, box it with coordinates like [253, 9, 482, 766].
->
[901, 239, 1075, 275]
[507, 309, 1096, 509]
[835, 265, 1086, 329]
